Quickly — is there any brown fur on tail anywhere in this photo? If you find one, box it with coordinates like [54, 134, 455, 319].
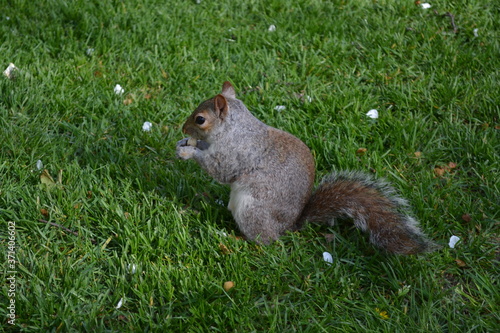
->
[299, 171, 437, 255]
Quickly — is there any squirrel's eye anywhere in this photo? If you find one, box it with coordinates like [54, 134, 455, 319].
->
[195, 116, 205, 125]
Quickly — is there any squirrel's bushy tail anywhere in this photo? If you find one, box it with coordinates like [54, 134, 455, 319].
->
[299, 171, 437, 255]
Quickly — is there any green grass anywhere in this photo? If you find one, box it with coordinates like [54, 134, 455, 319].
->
[1, 0, 499, 331]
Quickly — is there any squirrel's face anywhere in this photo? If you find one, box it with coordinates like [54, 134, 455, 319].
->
[182, 95, 229, 140]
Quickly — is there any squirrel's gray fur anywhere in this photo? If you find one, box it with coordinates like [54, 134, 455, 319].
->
[176, 82, 437, 254]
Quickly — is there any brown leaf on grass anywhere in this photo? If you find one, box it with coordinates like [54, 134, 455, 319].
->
[461, 214, 472, 222]
[223, 281, 235, 292]
[219, 243, 232, 255]
[434, 167, 446, 177]
[356, 148, 367, 156]
[40, 208, 49, 217]
[40, 169, 56, 187]
[434, 162, 458, 177]
[123, 97, 133, 105]
[455, 259, 467, 267]
[414, 151, 422, 158]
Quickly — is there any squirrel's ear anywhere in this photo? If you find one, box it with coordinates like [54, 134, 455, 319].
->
[214, 94, 228, 119]
[221, 81, 236, 99]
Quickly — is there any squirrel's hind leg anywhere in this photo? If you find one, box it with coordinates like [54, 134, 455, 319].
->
[228, 182, 287, 245]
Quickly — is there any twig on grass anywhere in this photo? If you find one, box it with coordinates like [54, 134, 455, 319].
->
[435, 10, 458, 33]
[444, 12, 458, 33]
[38, 219, 97, 244]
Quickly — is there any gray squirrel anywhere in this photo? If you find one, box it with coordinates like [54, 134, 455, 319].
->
[176, 82, 436, 254]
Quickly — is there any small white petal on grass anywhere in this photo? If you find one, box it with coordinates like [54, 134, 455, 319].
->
[274, 105, 286, 112]
[322, 252, 333, 265]
[3, 63, 17, 79]
[449, 235, 460, 248]
[142, 121, 152, 132]
[86, 48, 95, 56]
[473, 29, 479, 37]
[420, 3, 432, 9]
[116, 298, 124, 309]
[114, 84, 125, 95]
[215, 199, 225, 206]
[36, 160, 44, 171]
[268, 24, 276, 32]
[306, 96, 312, 103]
[128, 264, 137, 275]
[366, 109, 379, 119]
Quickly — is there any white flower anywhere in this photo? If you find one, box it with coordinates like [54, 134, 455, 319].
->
[36, 160, 43, 171]
[86, 48, 95, 56]
[114, 84, 124, 95]
[449, 235, 460, 248]
[322, 252, 333, 265]
[473, 29, 479, 37]
[306, 96, 312, 103]
[366, 109, 379, 119]
[142, 121, 152, 132]
[268, 24, 276, 32]
[420, 3, 432, 9]
[116, 297, 124, 309]
[3, 63, 17, 79]
[274, 105, 286, 112]
[127, 264, 137, 275]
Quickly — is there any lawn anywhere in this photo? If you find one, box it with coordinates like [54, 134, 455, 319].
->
[1, 0, 499, 331]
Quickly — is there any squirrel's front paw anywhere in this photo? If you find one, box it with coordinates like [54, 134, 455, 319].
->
[176, 144, 197, 160]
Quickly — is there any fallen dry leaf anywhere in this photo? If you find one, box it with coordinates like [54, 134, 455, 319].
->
[356, 148, 367, 156]
[223, 281, 235, 292]
[434, 162, 458, 177]
[40, 169, 56, 187]
[219, 243, 231, 255]
[455, 259, 466, 267]
[461, 214, 472, 222]
[434, 167, 446, 177]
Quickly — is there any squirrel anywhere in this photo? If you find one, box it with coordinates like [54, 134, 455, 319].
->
[176, 81, 437, 255]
